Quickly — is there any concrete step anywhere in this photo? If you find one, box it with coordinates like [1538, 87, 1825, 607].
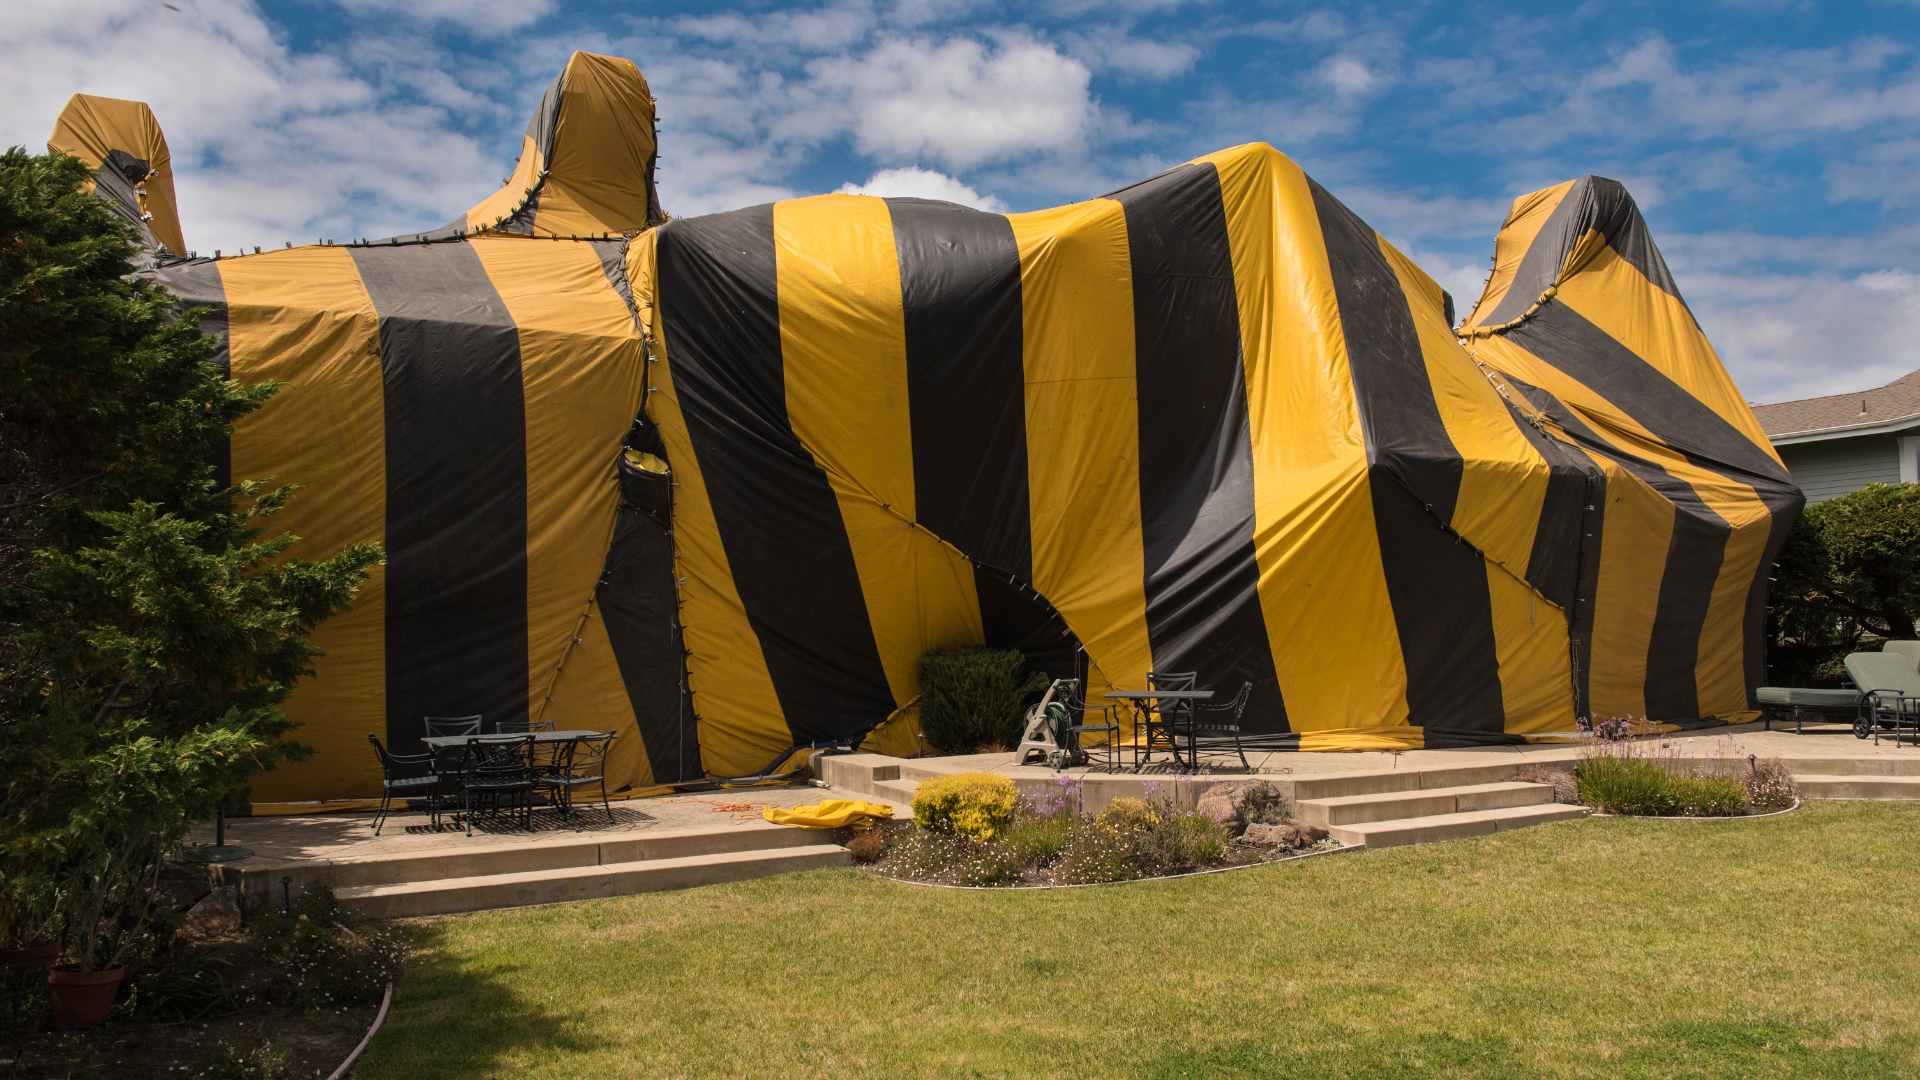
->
[1793, 774, 1920, 800]
[335, 843, 851, 918]
[1329, 803, 1588, 849]
[1297, 782, 1553, 828]
[870, 778, 922, 807]
[319, 820, 829, 890]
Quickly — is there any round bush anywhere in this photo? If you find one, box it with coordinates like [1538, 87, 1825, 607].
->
[912, 772, 1019, 842]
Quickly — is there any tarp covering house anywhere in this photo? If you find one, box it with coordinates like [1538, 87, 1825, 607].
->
[49, 51, 1801, 807]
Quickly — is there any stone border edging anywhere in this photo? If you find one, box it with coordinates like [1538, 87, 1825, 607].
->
[865, 841, 1361, 892]
[325, 979, 394, 1080]
[1586, 797, 1802, 822]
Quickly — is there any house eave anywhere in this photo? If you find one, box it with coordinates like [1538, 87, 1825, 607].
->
[1767, 413, 1920, 446]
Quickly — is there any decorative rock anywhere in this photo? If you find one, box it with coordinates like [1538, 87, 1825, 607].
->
[181, 885, 241, 936]
[1194, 789, 1243, 834]
[1241, 820, 1328, 849]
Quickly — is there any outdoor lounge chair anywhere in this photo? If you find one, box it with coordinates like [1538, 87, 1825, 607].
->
[1881, 640, 1920, 670]
[1841, 652, 1920, 746]
[1756, 686, 1862, 734]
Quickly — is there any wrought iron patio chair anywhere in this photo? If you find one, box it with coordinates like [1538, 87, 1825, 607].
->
[1135, 670, 1198, 770]
[1190, 680, 1253, 770]
[460, 735, 538, 835]
[366, 734, 451, 834]
[539, 732, 616, 826]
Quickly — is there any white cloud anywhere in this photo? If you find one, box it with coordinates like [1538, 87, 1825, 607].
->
[1318, 55, 1379, 98]
[332, 0, 558, 36]
[835, 165, 1005, 209]
[802, 35, 1096, 169]
[1061, 27, 1200, 80]
[671, 0, 877, 53]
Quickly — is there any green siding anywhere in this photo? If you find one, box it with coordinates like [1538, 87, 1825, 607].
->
[1777, 436, 1903, 502]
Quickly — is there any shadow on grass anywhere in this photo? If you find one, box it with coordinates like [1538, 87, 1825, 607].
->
[355, 920, 597, 1080]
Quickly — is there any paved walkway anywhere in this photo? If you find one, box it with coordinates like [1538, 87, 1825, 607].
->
[909, 719, 1920, 783]
[193, 783, 851, 866]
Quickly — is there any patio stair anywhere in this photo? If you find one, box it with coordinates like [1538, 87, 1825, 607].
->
[294, 821, 851, 918]
[1790, 774, 1920, 800]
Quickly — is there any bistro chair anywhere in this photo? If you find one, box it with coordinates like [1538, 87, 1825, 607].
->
[366, 734, 451, 834]
[460, 735, 538, 835]
[539, 732, 616, 826]
[1191, 680, 1254, 770]
[423, 713, 482, 768]
[489, 715, 556, 734]
[1136, 670, 1198, 770]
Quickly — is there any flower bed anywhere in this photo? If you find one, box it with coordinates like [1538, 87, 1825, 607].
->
[859, 774, 1341, 887]
[1534, 717, 1802, 818]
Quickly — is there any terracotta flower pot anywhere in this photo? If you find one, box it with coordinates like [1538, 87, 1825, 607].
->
[0, 941, 58, 972]
[47, 964, 126, 1028]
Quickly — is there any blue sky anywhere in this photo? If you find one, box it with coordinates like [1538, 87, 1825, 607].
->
[5, 0, 1919, 402]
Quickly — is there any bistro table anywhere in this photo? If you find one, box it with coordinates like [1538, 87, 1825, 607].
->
[1105, 689, 1214, 772]
[419, 729, 609, 751]
[419, 730, 613, 828]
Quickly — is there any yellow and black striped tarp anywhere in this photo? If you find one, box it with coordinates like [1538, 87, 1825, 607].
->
[56, 51, 1799, 803]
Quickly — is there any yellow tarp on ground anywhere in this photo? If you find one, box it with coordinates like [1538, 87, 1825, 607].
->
[763, 800, 895, 830]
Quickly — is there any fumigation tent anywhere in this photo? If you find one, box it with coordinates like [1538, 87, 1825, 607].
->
[47, 50, 1802, 808]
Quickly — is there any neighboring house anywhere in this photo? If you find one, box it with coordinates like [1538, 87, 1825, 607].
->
[1752, 369, 1920, 503]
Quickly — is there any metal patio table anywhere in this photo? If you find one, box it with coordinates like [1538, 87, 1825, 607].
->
[1106, 689, 1215, 772]
[419, 730, 612, 828]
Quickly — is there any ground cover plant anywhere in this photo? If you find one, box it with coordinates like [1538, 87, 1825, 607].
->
[872, 774, 1332, 886]
[4, 885, 404, 1078]
[1570, 719, 1799, 817]
[353, 801, 1920, 1078]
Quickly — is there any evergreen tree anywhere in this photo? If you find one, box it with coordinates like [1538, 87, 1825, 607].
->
[0, 148, 380, 965]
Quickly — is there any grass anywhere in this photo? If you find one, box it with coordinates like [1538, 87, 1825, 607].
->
[357, 802, 1920, 1079]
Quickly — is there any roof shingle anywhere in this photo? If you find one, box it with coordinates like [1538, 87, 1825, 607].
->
[1752, 369, 1920, 438]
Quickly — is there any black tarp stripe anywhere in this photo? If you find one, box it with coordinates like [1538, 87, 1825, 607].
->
[1499, 399, 1599, 611]
[1307, 181, 1467, 524]
[588, 234, 699, 783]
[351, 243, 530, 750]
[1504, 376, 1730, 721]
[1482, 177, 1684, 327]
[1482, 179, 1588, 328]
[145, 258, 231, 489]
[1308, 178, 1506, 744]
[1505, 301, 1789, 487]
[656, 205, 896, 743]
[886, 198, 1033, 582]
[589, 237, 639, 323]
[1109, 162, 1288, 733]
[599, 502, 703, 784]
[1497, 396, 1607, 716]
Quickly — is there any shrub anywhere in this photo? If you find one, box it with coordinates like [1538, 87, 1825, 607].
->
[912, 772, 1019, 842]
[845, 829, 890, 864]
[1666, 774, 1751, 817]
[917, 647, 1046, 752]
[1145, 814, 1229, 871]
[1095, 797, 1160, 834]
[1001, 814, 1073, 866]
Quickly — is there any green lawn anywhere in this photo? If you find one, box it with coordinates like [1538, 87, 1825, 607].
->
[358, 802, 1920, 1079]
